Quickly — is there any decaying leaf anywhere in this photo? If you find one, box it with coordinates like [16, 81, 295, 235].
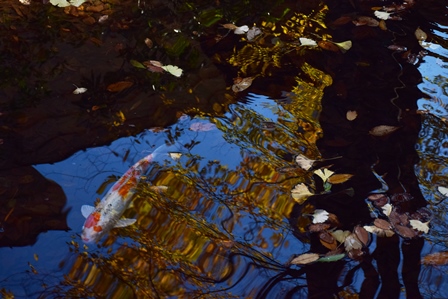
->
[381, 203, 393, 216]
[363, 225, 395, 237]
[107, 81, 133, 92]
[437, 186, 448, 197]
[312, 209, 329, 224]
[415, 27, 427, 42]
[374, 218, 392, 230]
[290, 253, 320, 265]
[369, 125, 400, 136]
[347, 248, 364, 260]
[291, 183, 314, 203]
[299, 38, 318, 47]
[354, 226, 369, 246]
[344, 234, 363, 251]
[346, 110, 357, 121]
[327, 173, 353, 184]
[422, 252, 448, 266]
[314, 168, 335, 183]
[143, 60, 165, 73]
[232, 77, 254, 92]
[72, 84, 87, 94]
[295, 154, 315, 170]
[331, 229, 351, 243]
[409, 219, 430, 234]
[368, 193, 388, 201]
[162, 65, 183, 77]
[131, 59, 147, 69]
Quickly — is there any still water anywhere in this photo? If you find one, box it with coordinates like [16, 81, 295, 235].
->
[1, 0, 448, 298]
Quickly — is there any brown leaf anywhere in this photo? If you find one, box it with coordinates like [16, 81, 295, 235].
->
[415, 27, 427, 41]
[374, 218, 392, 230]
[107, 81, 134, 92]
[319, 231, 336, 244]
[318, 41, 340, 52]
[344, 234, 363, 251]
[308, 223, 331, 232]
[347, 248, 364, 261]
[379, 20, 387, 31]
[290, 253, 320, 265]
[368, 193, 388, 201]
[327, 213, 341, 227]
[369, 125, 400, 136]
[353, 16, 379, 27]
[364, 225, 395, 237]
[232, 77, 254, 92]
[331, 15, 353, 26]
[327, 173, 353, 184]
[394, 224, 417, 238]
[422, 252, 448, 266]
[222, 23, 238, 30]
[354, 226, 369, 246]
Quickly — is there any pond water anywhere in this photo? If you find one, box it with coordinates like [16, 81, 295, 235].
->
[1, 0, 448, 298]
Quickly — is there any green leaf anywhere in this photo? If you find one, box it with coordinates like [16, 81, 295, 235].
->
[130, 60, 146, 69]
[318, 253, 345, 262]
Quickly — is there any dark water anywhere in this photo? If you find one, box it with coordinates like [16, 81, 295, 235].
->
[1, 0, 448, 298]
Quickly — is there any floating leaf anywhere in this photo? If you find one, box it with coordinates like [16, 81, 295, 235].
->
[295, 154, 315, 170]
[72, 84, 87, 94]
[169, 153, 182, 160]
[381, 203, 393, 216]
[314, 168, 335, 183]
[130, 59, 146, 69]
[189, 122, 217, 132]
[394, 224, 417, 238]
[331, 229, 351, 243]
[346, 110, 357, 121]
[364, 225, 395, 237]
[379, 20, 387, 30]
[344, 234, 363, 251]
[290, 253, 320, 265]
[374, 11, 391, 20]
[327, 173, 353, 184]
[291, 183, 314, 203]
[50, 0, 70, 7]
[232, 77, 254, 92]
[409, 219, 430, 234]
[354, 226, 369, 246]
[143, 60, 165, 73]
[437, 186, 448, 196]
[247, 27, 262, 41]
[374, 218, 392, 230]
[107, 81, 133, 93]
[353, 16, 379, 27]
[234, 25, 249, 35]
[422, 252, 448, 266]
[222, 23, 238, 30]
[368, 193, 388, 201]
[333, 40, 352, 53]
[347, 249, 364, 260]
[144, 38, 153, 48]
[299, 38, 317, 47]
[318, 41, 339, 52]
[312, 209, 329, 224]
[369, 125, 400, 136]
[308, 223, 331, 232]
[415, 27, 427, 42]
[162, 65, 183, 77]
[318, 253, 345, 262]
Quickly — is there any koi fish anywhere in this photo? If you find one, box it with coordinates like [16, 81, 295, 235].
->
[81, 143, 181, 243]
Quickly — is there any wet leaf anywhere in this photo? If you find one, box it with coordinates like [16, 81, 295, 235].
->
[318, 41, 339, 52]
[363, 225, 395, 237]
[290, 253, 320, 265]
[295, 154, 315, 170]
[169, 153, 182, 160]
[415, 27, 427, 42]
[344, 234, 363, 251]
[234, 25, 249, 35]
[144, 38, 153, 48]
[107, 81, 133, 93]
[143, 60, 165, 73]
[379, 20, 387, 30]
[354, 226, 369, 246]
[388, 44, 408, 51]
[162, 65, 183, 77]
[374, 218, 392, 230]
[130, 60, 146, 69]
[347, 248, 364, 260]
[346, 110, 357, 121]
[374, 11, 391, 20]
[247, 27, 262, 41]
[319, 230, 335, 244]
[381, 203, 392, 216]
[394, 224, 417, 238]
[308, 223, 331, 232]
[333, 40, 352, 53]
[314, 168, 334, 182]
[291, 183, 314, 203]
[222, 23, 238, 30]
[369, 125, 400, 136]
[437, 186, 448, 196]
[409, 219, 429, 234]
[299, 38, 317, 47]
[353, 16, 379, 27]
[320, 238, 338, 250]
[331, 15, 352, 26]
[312, 209, 329, 224]
[331, 229, 351, 243]
[72, 85, 87, 94]
[368, 193, 388, 201]
[189, 122, 217, 132]
[327, 173, 353, 184]
[318, 253, 345, 262]
[232, 77, 254, 92]
[422, 252, 448, 266]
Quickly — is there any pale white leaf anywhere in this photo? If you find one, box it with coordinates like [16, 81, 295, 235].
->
[169, 153, 182, 160]
[346, 110, 357, 121]
[333, 40, 352, 53]
[374, 11, 391, 20]
[69, 0, 86, 7]
[437, 186, 448, 197]
[314, 168, 335, 183]
[234, 25, 249, 35]
[247, 27, 262, 41]
[161, 65, 183, 77]
[50, 0, 71, 7]
[312, 209, 329, 224]
[73, 84, 87, 94]
[295, 154, 315, 170]
[410, 219, 430, 234]
[363, 225, 395, 237]
[189, 122, 217, 132]
[299, 38, 317, 47]
[381, 203, 393, 216]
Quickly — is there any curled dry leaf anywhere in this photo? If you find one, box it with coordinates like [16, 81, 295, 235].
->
[346, 110, 357, 121]
[232, 77, 254, 92]
[363, 225, 395, 237]
[327, 173, 353, 184]
[107, 81, 133, 92]
[295, 154, 315, 170]
[422, 252, 448, 266]
[290, 253, 320, 265]
[374, 218, 392, 230]
[369, 125, 400, 136]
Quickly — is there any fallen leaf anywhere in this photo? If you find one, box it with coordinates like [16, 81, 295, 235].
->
[331, 229, 351, 243]
[290, 253, 320, 265]
[368, 193, 388, 201]
[381, 203, 393, 216]
[72, 84, 87, 94]
[374, 218, 392, 230]
[314, 168, 335, 183]
[346, 110, 357, 121]
[437, 186, 448, 196]
[388, 44, 408, 51]
[374, 11, 391, 20]
[291, 183, 314, 203]
[299, 38, 317, 47]
[130, 59, 147, 69]
[369, 125, 400, 136]
[234, 25, 249, 35]
[422, 252, 448, 266]
[379, 20, 387, 30]
[394, 224, 417, 238]
[354, 226, 369, 246]
[232, 77, 254, 92]
[169, 153, 182, 160]
[363, 225, 395, 237]
[415, 27, 427, 42]
[295, 154, 315, 170]
[347, 248, 364, 260]
[144, 38, 153, 48]
[312, 209, 329, 224]
[143, 60, 165, 73]
[162, 65, 183, 77]
[333, 40, 352, 53]
[409, 219, 429, 233]
[189, 122, 217, 132]
[344, 234, 363, 251]
[107, 81, 133, 92]
[353, 16, 379, 27]
[247, 27, 262, 41]
[318, 253, 345, 262]
[318, 41, 339, 52]
[308, 223, 331, 232]
[222, 23, 238, 30]
[327, 173, 353, 184]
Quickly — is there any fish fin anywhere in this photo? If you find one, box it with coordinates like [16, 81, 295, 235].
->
[114, 218, 137, 228]
[81, 205, 96, 218]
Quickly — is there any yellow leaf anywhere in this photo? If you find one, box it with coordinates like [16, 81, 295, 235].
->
[314, 168, 334, 182]
[291, 183, 314, 203]
[327, 173, 353, 184]
[162, 65, 183, 77]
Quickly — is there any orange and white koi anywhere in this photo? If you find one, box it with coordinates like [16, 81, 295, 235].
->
[81, 144, 179, 243]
